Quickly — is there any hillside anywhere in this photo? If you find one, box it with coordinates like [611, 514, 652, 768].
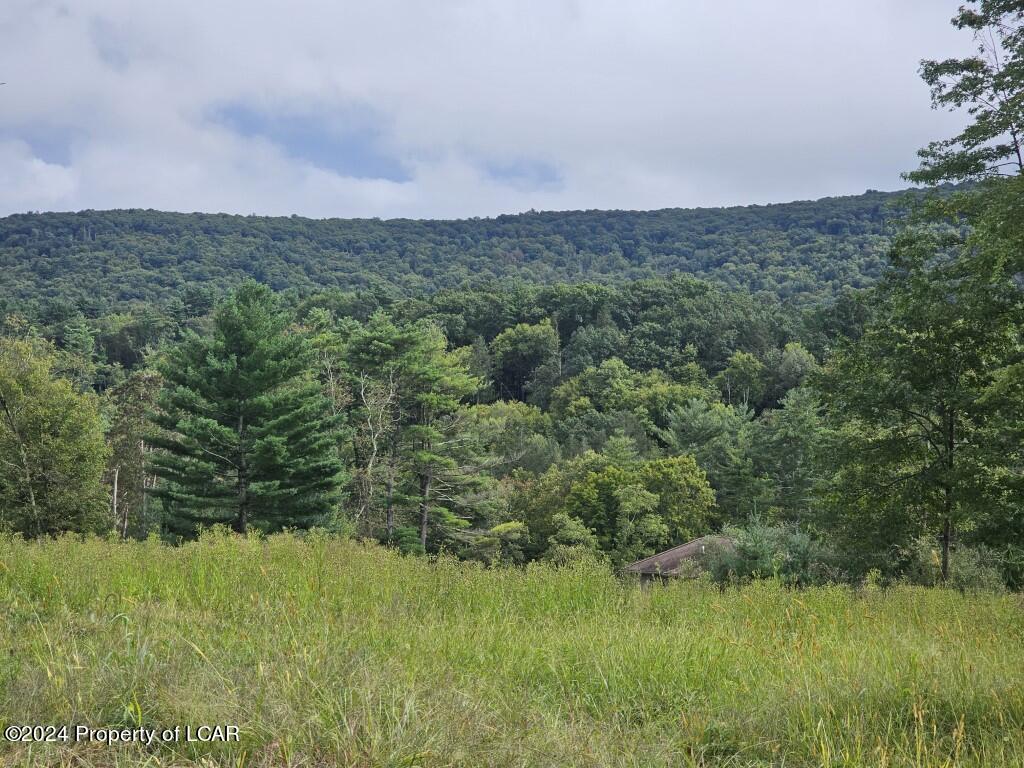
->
[0, 188, 931, 315]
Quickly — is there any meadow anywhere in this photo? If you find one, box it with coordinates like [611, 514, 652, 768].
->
[0, 532, 1022, 768]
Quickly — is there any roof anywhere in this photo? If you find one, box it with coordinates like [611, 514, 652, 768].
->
[623, 535, 735, 576]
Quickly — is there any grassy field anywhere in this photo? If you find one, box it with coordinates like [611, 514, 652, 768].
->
[0, 532, 1022, 768]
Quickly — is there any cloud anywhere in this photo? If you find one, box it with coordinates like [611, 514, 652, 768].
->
[0, 140, 78, 211]
[0, 0, 972, 218]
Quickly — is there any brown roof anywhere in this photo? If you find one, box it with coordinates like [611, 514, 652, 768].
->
[623, 535, 735, 576]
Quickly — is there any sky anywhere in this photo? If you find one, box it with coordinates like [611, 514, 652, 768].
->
[0, 0, 973, 219]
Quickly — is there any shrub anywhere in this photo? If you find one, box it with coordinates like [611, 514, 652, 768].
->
[704, 520, 839, 587]
[543, 512, 602, 566]
[902, 537, 1006, 592]
[393, 525, 425, 555]
[467, 521, 528, 566]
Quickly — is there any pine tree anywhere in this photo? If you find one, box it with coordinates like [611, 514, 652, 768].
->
[403, 325, 480, 550]
[148, 282, 342, 536]
[346, 313, 480, 549]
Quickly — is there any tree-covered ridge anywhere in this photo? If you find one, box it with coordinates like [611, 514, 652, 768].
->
[0, 187, 931, 314]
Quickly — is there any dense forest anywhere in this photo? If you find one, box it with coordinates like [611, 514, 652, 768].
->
[1, 1, 1023, 594]
[0, 187, 938, 318]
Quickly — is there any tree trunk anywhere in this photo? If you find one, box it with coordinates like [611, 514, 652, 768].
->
[111, 465, 122, 537]
[235, 413, 248, 535]
[940, 408, 955, 582]
[1, 393, 39, 534]
[941, 514, 951, 582]
[140, 439, 150, 534]
[418, 471, 431, 550]
[385, 458, 395, 539]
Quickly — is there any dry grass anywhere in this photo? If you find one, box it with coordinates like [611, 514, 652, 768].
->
[0, 531, 1022, 767]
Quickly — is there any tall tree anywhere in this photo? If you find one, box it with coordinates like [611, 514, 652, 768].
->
[148, 282, 342, 536]
[105, 368, 162, 538]
[753, 387, 827, 523]
[657, 398, 767, 522]
[906, 1, 1024, 183]
[346, 314, 481, 549]
[0, 338, 109, 536]
[713, 351, 767, 409]
[817, 228, 1020, 580]
[343, 313, 409, 536]
[489, 320, 560, 403]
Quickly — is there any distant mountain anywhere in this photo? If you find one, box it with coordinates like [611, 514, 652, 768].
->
[0, 188, 937, 314]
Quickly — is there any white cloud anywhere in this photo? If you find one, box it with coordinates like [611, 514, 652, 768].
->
[0, 139, 78, 210]
[0, 0, 972, 217]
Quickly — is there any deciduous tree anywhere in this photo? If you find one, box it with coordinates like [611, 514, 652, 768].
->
[906, 1, 1024, 183]
[0, 338, 109, 536]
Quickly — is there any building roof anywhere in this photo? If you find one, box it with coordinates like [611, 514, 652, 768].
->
[623, 535, 735, 576]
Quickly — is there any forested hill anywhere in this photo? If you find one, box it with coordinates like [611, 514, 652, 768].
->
[1, 187, 931, 314]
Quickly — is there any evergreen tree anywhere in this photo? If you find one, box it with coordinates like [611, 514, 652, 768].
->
[346, 314, 481, 549]
[657, 398, 767, 522]
[754, 387, 827, 523]
[148, 282, 342, 536]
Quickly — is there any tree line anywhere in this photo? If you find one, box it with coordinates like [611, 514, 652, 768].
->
[1, 0, 1022, 588]
[0, 186, 923, 321]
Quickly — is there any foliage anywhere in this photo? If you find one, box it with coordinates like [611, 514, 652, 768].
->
[344, 313, 484, 550]
[466, 520, 528, 566]
[754, 387, 828, 522]
[543, 511, 602, 565]
[0, 338, 109, 536]
[148, 283, 343, 536]
[704, 521, 839, 587]
[900, 537, 1007, 593]
[0, 189, 924, 319]
[463, 401, 559, 477]
[555, 452, 715, 565]
[0, 2, 1022, 588]
[713, 350, 765, 409]
[817, 185, 1024, 581]
[906, 1, 1024, 183]
[104, 369, 162, 538]
[656, 398, 766, 521]
[550, 357, 714, 455]
[945, 547, 1007, 593]
[489, 319, 560, 403]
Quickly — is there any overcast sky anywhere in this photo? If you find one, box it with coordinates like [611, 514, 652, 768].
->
[0, 1, 972, 219]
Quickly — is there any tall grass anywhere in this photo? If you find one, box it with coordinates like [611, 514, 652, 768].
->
[1, 530, 1022, 767]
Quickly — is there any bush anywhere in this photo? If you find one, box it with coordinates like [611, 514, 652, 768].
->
[467, 521, 528, 566]
[902, 537, 1006, 592]
[543, 512, 603, 566]
[704, 520, 839, 587]
[997, 544, 1024, 591]
[393, 525, 425, 556]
